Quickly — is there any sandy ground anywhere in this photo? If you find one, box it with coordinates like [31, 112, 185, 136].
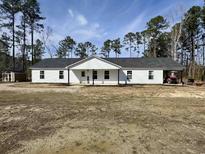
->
[0, 83, 205, 154]
[1, 83, 205, 98]
[0, 83, 82, 93]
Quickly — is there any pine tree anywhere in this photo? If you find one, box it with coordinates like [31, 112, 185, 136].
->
[183, 6, 201, 78]
[0, 0, 21, 70]
[75, 42, 97, 58]
[34, 39, 44, 62]
[111, 38, 122, 58]
[123, 32, 136, 57]
[101, 40, 112, 58]
[75, 43, 88, 58]
[19, 0, 30, 71]
[57, 36, 76, 58]
[26, 0, 45, 64]
[135, 32, 142, 57]
[146, 16, 169, 57]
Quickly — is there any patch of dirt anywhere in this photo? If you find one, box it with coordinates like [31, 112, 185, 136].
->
[0, 83, 82, 93]
[0, 83, 205, 154]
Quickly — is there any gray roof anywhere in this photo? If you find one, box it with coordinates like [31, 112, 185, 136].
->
[31, 57, 184, 70]
[105, 58, 184, 70]
[31, 58, 81, 69]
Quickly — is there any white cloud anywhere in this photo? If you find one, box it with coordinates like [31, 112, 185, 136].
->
[68, 9, 88, 26]
[68, 9, 74, 18]
[93, 23, 100, 29]
[70, 22, 104, 41]
[122, 12, 146, 34]
[76, 14, 88, 26]
[72, 29, 100, 40]
[42, 9, 106, 52]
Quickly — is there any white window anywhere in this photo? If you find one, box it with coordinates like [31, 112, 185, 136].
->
[127, 71, 132, 80]
[148, 71, 154, 80]
[104, 71, 110, 80]
[59, 71, 64, 79]
[40, 71, 44, 79]
[81, 71, 85, 77]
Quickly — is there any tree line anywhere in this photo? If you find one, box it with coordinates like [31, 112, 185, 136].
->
[0, 0, 205, 80]
[0, 0, 44, 72]
[55, 2, 205, 79]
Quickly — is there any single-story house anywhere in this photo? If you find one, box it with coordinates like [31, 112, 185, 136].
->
[30, 56, 184, 85]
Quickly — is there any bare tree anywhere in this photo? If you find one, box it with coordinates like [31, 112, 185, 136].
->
[167, 5, 186, 61]
[42, 26, 54, 58]
[202, 34, 205, 66]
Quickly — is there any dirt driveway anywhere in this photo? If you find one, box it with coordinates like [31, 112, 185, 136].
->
[0, 83, 205, 154]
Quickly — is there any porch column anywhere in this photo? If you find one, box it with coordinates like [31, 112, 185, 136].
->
[92, 69, 94, 85]
[12, 72, 15, 82]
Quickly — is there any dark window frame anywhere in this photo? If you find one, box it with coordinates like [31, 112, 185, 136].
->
[104, 70, 110, 80]
[40, 71, 45, 79]
[148, 71, 154, 80]
[93, 70, 98, 80]
[59, 71, 64, 79]
[127, 71, 132, 80]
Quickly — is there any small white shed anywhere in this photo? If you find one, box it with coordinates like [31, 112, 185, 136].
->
[1, 71, 26, 82]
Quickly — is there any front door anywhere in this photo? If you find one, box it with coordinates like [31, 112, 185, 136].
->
[92, 70, 97, 85]
[80, 70, 98, 85]
[80, 70, 92, 84]
[87, 75, 90, 84]
[86, 70, 92, 84]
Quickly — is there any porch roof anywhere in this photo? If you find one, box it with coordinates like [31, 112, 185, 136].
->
[67, 56, 121, 70]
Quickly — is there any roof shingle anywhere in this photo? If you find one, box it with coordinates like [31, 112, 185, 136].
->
[105, 57, 184, 70]
[31, 57, 184, 70]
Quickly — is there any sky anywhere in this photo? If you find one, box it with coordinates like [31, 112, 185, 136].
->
[38, 0, 204, 57]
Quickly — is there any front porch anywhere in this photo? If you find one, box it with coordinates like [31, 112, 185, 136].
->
[67, 56, 122, 85]
[69, 69, 120, 85]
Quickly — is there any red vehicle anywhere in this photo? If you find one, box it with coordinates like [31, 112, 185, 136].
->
[164, 71, 178, 84]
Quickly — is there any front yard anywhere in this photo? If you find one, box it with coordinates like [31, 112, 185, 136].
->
[0, 83, 205, 154]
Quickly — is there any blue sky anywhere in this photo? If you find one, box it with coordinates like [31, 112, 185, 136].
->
[38, 0, 204, 57]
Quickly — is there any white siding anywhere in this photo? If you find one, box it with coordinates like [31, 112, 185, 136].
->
[32, 70, 68, 83]
[70, 58, 119, 70]
[119, 69, 163, 84]
[32, 69, 163, 85]
[31, 57, 166, 85]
